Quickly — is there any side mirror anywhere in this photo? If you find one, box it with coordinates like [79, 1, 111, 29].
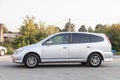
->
[46, 41, 52, 45]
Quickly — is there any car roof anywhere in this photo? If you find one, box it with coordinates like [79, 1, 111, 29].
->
[56, 32, 104, 36]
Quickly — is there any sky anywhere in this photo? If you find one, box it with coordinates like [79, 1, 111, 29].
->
[0, 0, 120, 32]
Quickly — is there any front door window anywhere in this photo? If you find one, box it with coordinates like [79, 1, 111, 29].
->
[44, 34, 69, 45]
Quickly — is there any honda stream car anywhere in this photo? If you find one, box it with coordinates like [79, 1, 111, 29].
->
[12, 32, 113, 68]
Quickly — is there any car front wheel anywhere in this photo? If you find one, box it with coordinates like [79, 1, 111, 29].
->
[24, 54, 39, 68]
[88, 54, 102, 67]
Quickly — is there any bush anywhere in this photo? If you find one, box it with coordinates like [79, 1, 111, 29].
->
[6, 45, 15, 54]
[116, 52, 120, 55]
[4, 42, 15, 54]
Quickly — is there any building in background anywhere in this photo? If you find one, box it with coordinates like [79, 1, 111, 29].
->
[0, 23, 21, 43]
[0, 24, 4, 45]
[4, 32, 21, 42]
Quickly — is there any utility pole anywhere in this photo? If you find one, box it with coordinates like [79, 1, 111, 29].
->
[68, 18, 71, 32]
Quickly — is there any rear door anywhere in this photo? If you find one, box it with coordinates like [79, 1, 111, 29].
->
[69, 33, 92, 59]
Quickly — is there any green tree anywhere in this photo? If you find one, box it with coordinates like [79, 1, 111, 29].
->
[14, 16, 60, 48]
[95, 24, 103, 30]
[35, 22, 60, 41]
[78, 25, 87, 32]
[14, 16, 39, 48]
[109, 24, 120, 51]
[88, 26, 93, 32]
[94, 24, 106, 33]
[20, 16, 39, 36]
[55, 27, 61, 32]
[45, 25, 60, 36]
[62, 19, 75, 32]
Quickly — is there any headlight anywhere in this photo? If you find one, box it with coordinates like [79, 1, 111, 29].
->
[15, 48, 24, 55]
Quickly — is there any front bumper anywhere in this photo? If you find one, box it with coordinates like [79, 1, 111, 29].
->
[11, 54, 23, 63]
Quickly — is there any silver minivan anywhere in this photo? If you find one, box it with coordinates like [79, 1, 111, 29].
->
[12, 32, 113, 68]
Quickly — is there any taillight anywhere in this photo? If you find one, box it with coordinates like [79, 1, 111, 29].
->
[105, 35, 111, 44]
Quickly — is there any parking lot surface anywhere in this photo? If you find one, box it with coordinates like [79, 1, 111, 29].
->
[0, 55, 120, 80]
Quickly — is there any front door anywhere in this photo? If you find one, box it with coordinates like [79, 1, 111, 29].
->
[42, 33, 69, 60]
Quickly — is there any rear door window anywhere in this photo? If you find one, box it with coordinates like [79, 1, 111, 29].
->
[71, 33, 90, 43]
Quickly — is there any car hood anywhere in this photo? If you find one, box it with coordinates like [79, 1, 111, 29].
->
[17, 44, 41, 51]
[23, 44, 40, 49]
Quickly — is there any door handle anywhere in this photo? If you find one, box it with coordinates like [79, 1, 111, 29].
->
[87, 46, 90, 48]
[63, 47, 67, 49]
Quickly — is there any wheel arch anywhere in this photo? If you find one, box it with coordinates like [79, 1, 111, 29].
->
[23, 52, 41, 63]
[0, 49, 5, 56]
[1, 49, 5, 53]
[87, 52, 104, 62]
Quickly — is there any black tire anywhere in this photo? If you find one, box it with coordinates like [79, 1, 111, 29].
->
[24, 54, 39, 68]
[88, 54, 102, 67]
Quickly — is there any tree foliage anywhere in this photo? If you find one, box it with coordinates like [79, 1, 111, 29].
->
[94, 24, 106, 33]
[109, 24, 120, 51]
[13, 16, 59, 48]
[62, 19, 75, 32]
[20, 16, 39, 36]
[78, 25, 87, 32]
[88, 26, 93, 32]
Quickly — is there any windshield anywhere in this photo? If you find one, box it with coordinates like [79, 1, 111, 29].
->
[36, 33, 56, 44]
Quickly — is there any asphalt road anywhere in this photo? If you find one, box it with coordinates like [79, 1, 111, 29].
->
[0, 55, 120, 80]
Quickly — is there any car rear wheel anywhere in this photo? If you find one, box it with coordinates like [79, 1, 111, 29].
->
[0, 50, 5, 56]
[88, 54, 102, 67]
[24, 54, 39, 68]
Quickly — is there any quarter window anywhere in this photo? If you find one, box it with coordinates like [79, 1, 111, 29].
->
[88, 35, 104, 42]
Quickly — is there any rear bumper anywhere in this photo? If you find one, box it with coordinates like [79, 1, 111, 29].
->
[103, 52, 113, 62]
[104, 58, 113, 62]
